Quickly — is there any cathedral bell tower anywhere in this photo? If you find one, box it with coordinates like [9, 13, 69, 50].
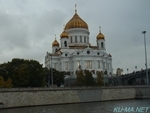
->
[96, 27, 105, 51]
[60, 30, 69, 49]
[52, 36, 59, 53]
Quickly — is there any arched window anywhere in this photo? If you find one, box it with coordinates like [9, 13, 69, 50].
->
[101, 42, 104, 48]
[55, 48, 57, 53]
[64, 41, 67, 47]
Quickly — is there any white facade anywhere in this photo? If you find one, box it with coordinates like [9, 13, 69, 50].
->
[45, 10, 113, 77]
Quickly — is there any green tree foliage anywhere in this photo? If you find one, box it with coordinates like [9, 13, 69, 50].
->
[0, 58, 46, 87]
[75, 70, 85, 86]
[5, 77, 13, 88]
[75, 70, 95, 86]
[45, 68, 64, 87]
[96, 71, 104, 86]
[0, 76, 13, 88]
[53, 70, 64, 86]
[84, 70, 95, 86]
[0, 76, 5, 88]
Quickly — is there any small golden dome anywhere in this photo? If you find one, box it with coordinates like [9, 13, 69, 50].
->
[52, 39, 59, 46]
[96, 32, 105, 39]
[60, 30, 69, 38]
[64, 12, 88, 30]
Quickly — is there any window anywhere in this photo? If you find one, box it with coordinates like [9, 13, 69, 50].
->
[86, 60, 92, 69]
[64, 41, 67, 47]
[90, 61, 92, 68]
[86, 61, 88, 68]
[98, 61, 100, 68]
[77, 52, 79, 55]
[55, 49, 57, 53]
[87, 37, 89, 43]
[65, 54, 68, 57]
[75, 36, 77, 43]
[77, 61, 81, 68]
[70, 36, 72, 43]
[80, 36, 82, 42]
[84, 36, 86, 43]
[101, 42, 104, 48]
[87, 51, 90, 54]
[97, 52, 100, 55]
[65, 62, 68, 70]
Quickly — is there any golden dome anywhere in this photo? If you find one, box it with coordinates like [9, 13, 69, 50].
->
[64, 12, 88, 30]
[96, 32, 105, 39]
[60, 30, 69, 38]
[52, 39, 59, 46]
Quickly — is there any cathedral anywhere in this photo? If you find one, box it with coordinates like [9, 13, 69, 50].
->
[45, 8, 113, 78]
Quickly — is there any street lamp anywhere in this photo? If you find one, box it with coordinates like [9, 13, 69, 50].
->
[142, 31, 149, 85]
[135, 66, 137, 72]
[49, 53, 53, 86]
[48, 61, 50, 87]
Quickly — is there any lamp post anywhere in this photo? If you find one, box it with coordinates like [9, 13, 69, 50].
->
[135, 66, 137, 72]
[142, 31, 149, 85]
[48, 60, 50, 87]
[50, 54, 53, 86]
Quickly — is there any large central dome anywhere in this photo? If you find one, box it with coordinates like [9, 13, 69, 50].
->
[64, 12, 88, 30]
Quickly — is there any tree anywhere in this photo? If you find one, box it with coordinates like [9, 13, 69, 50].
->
[4, 77, 13, 88]
[0, 76, 13, 88]
[0, 76, 5, 88]
[75, 70, 85, 86]
[96, 71, 104, 86]
[12, 63, 31, 87]
[44, 68, 65, 87]
[84, 70, 95, 86]
[0, 58, 47, 87]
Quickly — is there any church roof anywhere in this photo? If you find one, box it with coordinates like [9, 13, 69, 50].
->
[96, 32, 105, 39]
[60, 30, 69, 38]
[52, 39, 59, 46]
[64, 11, 88, 30]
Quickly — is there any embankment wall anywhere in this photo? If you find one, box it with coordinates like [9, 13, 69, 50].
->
[0, 86, 150, 108]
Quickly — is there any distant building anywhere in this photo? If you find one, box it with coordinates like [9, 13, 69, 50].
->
[45, 8, 113, 78]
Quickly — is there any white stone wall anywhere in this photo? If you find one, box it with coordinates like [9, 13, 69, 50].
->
[52, 46, 59, 53]
[61, 38, 69, 49]
[45, 48, 113, 76]
[97, 39, 106, 51]
[66, 28, 90, 46]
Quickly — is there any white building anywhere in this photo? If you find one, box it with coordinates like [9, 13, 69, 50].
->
[45, 9, 113, 78]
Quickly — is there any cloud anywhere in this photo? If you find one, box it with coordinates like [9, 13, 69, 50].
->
[0, 5, 66, 64]
[0, 0, 150, 74]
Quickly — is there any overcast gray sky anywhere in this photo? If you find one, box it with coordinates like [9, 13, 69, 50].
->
[0, 0, 150, 74]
